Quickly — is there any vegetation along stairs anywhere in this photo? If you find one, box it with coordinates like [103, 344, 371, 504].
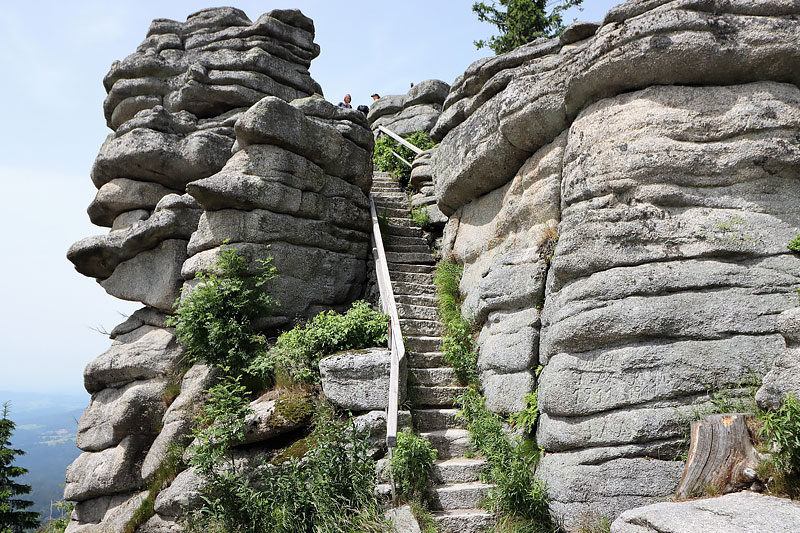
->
[371, 171, 494, 532]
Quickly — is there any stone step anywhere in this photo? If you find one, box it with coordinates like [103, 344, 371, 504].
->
[408, 352, 446, 368]
[372, 186, 401, 192]
[383, 225, 423, 238]
[377, 207, 410, 218]
[432, 509, 494, 533]
[433, 458, 487, 484]
[405, 336, 442, 353]
[420, 428, 473, 459]
[374, 193, 407, 201]
[400, 319, 441, 337]
[388, 262, 436, 274]
[386, 216, 421, 229]
[393, 281, 436, 297]
[389, 271, 434, 285]
[411, 385, 467, 407]
[411, 367, 458, 387]
[413, 408, 464, 431]
[430, 482, 493, 511]
[385, 234, 429, 246]
[397, 303, 439, 322]
[375, 201, 408, 212]
[386, 244, 431, 254]
[395, 293, 439, 307]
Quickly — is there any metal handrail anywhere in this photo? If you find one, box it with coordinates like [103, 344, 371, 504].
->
[369, 195, 405, 451]
[390, 150, 412, 168]
[377, 125, 424, 156]
[370, 194, 404, 502]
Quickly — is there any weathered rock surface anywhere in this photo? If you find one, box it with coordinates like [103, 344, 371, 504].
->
[182, 95, 373, 326]
[65, 491, 148, 533]
[610, 491, 800, 533]
[140, 364, 215, 481]
[64, 435, 150, 501]
[84, 325, 185, 394]
[319, 348, 406, 410]
[153, 466, 206, 519]
[76, 378, 167, 452]
[757, 307, 800, 410]
[63, 7, 368, 532]
[434, 2, 800, 526]
[368, 79, 449, 136]
[431, 3, 800, 215]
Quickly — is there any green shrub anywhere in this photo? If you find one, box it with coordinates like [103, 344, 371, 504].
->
[509, 392, 539, 435]
[188, 408, 387, 533]
[434, 262, 479, 385]
[167, 246, 277, 374]
[759, 392, 800, 496]
[411, 205, 431, 228]
[788, 235, 800, 253]
[250, 301, 387, 385]
[189, 373, 252, 477]
[391, 430, 438, 499]
[373, 131, 435, 189]
[456, 389, 553, 532]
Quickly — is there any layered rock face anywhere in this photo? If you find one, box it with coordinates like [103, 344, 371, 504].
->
[64, 8, 373, 532]
[367, 79, 450, 136]
[434, 0, 800, 528]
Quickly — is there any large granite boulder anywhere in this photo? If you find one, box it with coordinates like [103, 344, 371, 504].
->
[433, 1, 800, 527]
[319, 348, 406, 410]
[181, 95, 373, 327]
[610, 491, 800, 532]
[368, 79, 450, 136]
[62, 7, 375, 532]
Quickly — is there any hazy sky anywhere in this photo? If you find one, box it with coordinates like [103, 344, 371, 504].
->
[0, 0, 619, 396]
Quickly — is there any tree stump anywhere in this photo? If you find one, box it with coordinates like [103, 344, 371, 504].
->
[676, 413, 761, 498]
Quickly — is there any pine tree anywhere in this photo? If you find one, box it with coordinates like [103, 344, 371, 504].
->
[0, 402, 40, 533]
[473, 0, 583, 54]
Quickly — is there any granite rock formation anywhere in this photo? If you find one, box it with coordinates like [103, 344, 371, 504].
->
[432, 2, 800, 528]
[610, 491, 800, 532]
[367, 79, 450, 136]
[64, 7, 373, 532]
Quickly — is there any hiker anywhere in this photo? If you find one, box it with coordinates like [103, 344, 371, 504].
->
[371, 93, 380, 101]
[338, 94, 352, 108]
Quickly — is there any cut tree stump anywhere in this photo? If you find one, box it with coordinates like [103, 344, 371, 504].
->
[676, 413, 762, 498]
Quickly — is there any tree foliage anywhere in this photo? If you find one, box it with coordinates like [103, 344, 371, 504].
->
[473, 0, 583, 55]
[0, 403, 40, 533]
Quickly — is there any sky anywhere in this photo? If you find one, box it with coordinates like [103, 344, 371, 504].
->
[0, 0, 619, 397]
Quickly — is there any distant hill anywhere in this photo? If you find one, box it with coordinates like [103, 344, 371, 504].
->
[2, 390, 86, 521]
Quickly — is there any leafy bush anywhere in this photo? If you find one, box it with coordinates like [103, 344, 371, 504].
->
[188, 407, 387, 533]
[250, 301, 387, 385]
[167, 246, 277, 374]
[759, 392, 800, 496]
[509, 392, 539, 435]
[456, 389, 553, 532]
[391, 430, 438, 499]
[434, 262, 479, 385]
[411, 205, 431, 228]
[373, 131, 435, 189]
[789, 235, 800, 253]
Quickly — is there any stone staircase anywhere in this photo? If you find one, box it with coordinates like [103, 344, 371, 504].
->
[371, 172, 494, 532]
